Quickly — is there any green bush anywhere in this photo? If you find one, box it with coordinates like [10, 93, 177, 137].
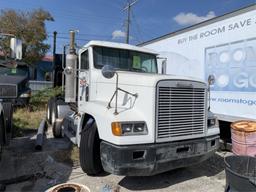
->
[29, 86, 63, 110]
[13, 86, 63, 136]
[13, 108, 46, 136]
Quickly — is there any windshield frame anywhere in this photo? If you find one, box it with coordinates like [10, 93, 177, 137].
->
[92, 46, 158, 74]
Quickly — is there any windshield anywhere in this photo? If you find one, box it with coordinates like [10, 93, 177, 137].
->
[93, 46, 158, 73]
[0, 66, 29, 77]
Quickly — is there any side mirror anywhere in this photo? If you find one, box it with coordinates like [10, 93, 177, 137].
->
[161, 59, 167, 74]
[102, 65, 116, 79]
[208, 74, 215, 85]
[157, 56, 167, 75]
[10, 38, 22, 60]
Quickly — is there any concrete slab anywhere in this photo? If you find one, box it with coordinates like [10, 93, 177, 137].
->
[0, 130, 230, 192]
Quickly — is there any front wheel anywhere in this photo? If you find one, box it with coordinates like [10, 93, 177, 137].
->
[79, 121, 103, 175]
[2, 103, 13, 143]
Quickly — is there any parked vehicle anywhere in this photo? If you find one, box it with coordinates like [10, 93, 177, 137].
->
[140, 4, 256, 144]
[0, 103, 4, 153]
[47, 31, 219, 176]
[0, 36, 24, 151]
[0, 63, 31, 106]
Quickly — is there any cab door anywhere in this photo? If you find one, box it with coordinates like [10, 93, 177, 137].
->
[78, 49, 90, 109]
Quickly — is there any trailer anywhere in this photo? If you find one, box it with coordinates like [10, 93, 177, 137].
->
[47, 31, 219, 176]
[140, 4, 256, 143]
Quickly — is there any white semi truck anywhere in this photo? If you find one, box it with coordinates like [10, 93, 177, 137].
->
[140, 4, 256, 145]
[47, 31, 219, 176]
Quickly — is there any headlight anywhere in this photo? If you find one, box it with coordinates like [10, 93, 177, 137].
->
[111, 122, 148, 136]
[207, 117, 219, 128]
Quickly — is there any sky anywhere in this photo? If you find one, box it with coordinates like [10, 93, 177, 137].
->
[1, 0, 255, 54]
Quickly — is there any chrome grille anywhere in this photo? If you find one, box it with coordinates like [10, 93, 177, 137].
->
[156, 81, 206, 142]
[0, 85, 17, 98]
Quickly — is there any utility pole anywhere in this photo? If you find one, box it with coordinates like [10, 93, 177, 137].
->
[53, 31, 57, 86]
[123, 0, 138, 44]
[53, 31, 57, 56]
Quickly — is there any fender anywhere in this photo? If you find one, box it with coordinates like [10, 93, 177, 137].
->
[77, 102, 115, 147]
[77, 115, 94, 147]
[78, 101, 155, 146]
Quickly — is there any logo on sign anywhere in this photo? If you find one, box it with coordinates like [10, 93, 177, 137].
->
[205, 38, 256, 92]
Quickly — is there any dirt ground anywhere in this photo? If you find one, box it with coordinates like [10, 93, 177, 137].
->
[0, 130, 231, 192]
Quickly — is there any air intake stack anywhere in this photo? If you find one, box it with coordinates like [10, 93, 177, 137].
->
[64, 30, 77, 103]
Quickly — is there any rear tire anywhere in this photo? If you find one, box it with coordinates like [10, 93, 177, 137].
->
[52, 120, 63, 138]
[52, 99, 64, 138]
[46, 97, 55, 125]
[79, 121, 103, 175]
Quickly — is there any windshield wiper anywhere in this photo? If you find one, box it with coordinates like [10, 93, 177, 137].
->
[130, 67, 145, 72]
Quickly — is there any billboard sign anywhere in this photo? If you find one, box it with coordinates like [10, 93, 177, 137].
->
[142, 6, 256, 120]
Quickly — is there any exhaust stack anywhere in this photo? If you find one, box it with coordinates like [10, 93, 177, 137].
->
[64, 30, 77, 103]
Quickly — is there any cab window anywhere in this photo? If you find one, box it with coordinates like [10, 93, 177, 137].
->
[93, 46, 157, 73]
[81, 50, 89, 70]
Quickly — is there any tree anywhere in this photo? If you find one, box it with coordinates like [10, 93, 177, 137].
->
[0, 9, 54, 65]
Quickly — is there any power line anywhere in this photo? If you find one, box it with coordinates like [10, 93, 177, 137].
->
[50, 9, 122, 21]
[47, 35, 109, 42]
[47, 35, 91, 42]
[47, 32, 111, 38]
[52, 14, 121, 25]
[1, 6, 123, 26]
[1, 1, 123, 20]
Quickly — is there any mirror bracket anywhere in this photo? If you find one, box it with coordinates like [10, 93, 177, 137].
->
[101, 65, 137, 115]
[208, 74, 215, 86]
[207, 74, 215, 111]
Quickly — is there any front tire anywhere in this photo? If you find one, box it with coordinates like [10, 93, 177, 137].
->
[79, 121, 103, 175]
[2, 103, 13, 141]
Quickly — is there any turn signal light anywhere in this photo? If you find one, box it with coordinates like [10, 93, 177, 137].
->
[111, 122, 122, 136]
[111, 121, 148, 136]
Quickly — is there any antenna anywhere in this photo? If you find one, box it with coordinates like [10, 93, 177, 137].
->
[123, 0, 138, 44]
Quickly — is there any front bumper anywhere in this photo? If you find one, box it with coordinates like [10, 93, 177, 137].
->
[100, 135, 219, 176]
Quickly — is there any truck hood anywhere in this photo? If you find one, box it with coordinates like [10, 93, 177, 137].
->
[96, 70, 206, 87]
[0, 75, 27, 85]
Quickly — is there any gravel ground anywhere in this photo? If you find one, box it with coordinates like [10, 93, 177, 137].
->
[0, 131, 231, 192]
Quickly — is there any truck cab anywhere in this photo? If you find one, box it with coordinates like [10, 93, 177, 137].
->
[48, 33, 220, 176]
